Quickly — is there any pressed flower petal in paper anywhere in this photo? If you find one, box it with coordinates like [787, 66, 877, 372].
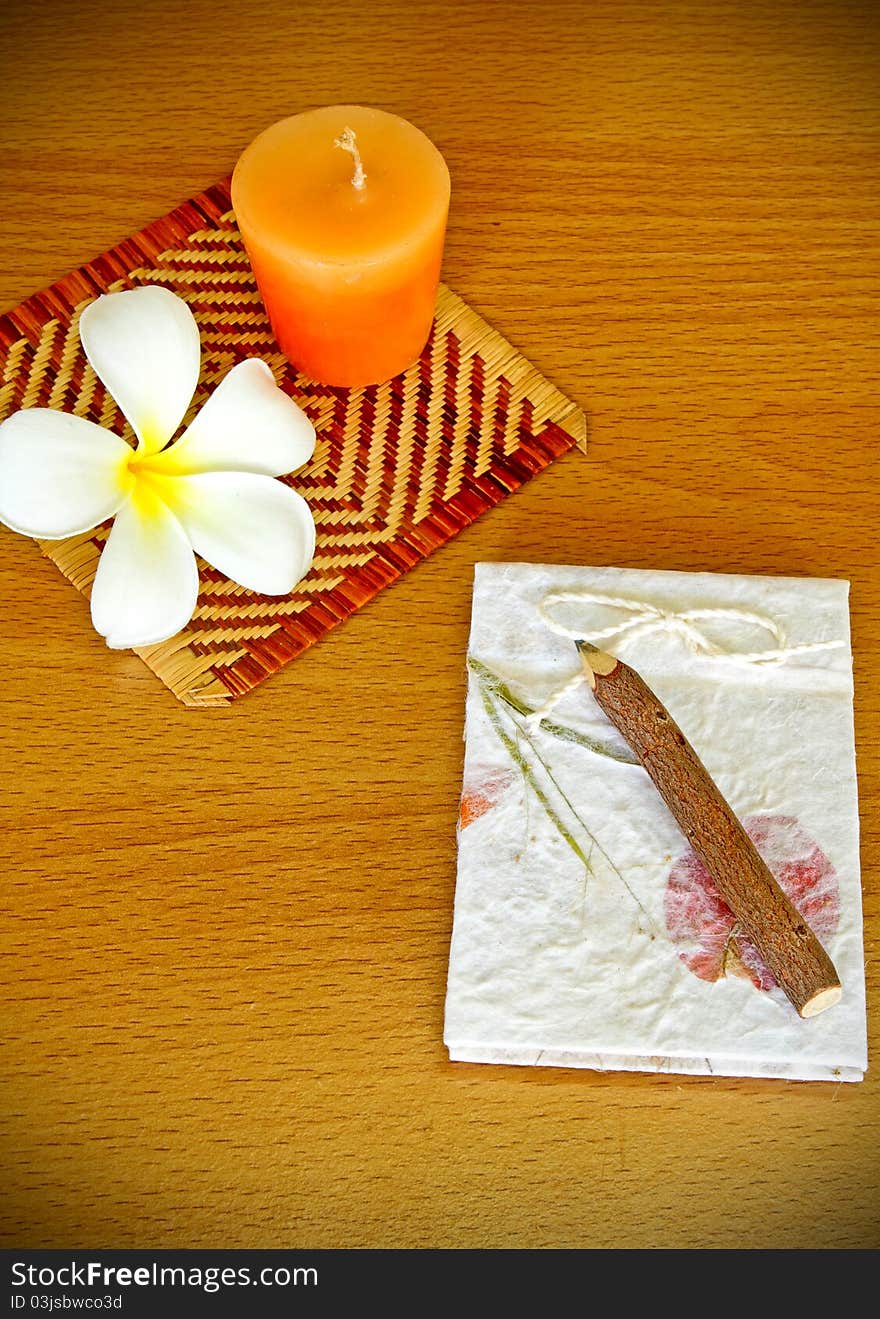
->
[459, 770, 517, 829]
[665, 814, 840, 992]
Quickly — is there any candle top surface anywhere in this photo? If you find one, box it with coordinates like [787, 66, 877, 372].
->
[232, 106, 450, 268]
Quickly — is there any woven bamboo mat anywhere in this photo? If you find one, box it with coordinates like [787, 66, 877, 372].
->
[0, 181, 585, 706]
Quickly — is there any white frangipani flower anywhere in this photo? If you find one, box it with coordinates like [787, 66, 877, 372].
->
[0, 286, 316, 649]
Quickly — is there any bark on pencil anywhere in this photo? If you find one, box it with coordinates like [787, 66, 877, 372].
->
[577, 643, 842, 1018]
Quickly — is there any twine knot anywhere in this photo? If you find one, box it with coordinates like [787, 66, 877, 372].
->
[524, 589, 844, 731]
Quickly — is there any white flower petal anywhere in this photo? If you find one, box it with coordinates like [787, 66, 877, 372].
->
[79, 286, 201, 455]
[152, 359, 316, 477]
[90, 485, 199, 649]
[0, 408, 133, 538]
[156, 471, 315, 595]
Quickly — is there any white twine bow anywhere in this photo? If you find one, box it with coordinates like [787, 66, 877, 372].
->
[525, 589, 844, 729]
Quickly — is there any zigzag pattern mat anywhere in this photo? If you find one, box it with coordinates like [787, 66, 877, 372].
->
[0, 181, 586, 705]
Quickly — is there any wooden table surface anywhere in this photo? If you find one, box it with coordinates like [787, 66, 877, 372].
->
[1, 0, 877, 1249]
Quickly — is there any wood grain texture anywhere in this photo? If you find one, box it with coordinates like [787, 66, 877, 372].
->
[0, 0, 877, 1248]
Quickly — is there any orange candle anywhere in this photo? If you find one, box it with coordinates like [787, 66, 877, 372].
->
[232, 105, 451, 388]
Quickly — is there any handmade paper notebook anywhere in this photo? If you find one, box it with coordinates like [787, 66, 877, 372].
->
[444, 563, 867, 1082]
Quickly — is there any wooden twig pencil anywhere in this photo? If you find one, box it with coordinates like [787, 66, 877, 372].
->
[576, 641, 842, 1018]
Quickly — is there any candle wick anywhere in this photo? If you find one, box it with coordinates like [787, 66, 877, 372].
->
[334, 126, 367, 190]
